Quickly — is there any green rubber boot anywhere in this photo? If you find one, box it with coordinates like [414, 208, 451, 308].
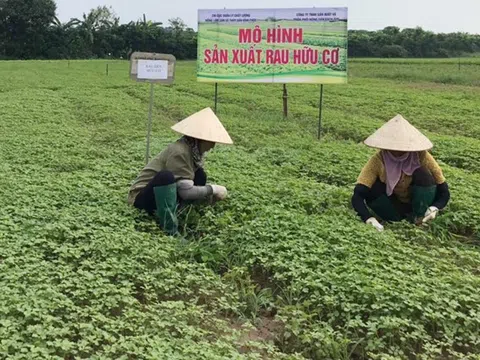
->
[411, 185, 437, 219]
[153, 184, 178, 236]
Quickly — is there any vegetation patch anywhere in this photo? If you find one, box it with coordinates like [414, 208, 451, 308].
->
[0, 59, 479, 359]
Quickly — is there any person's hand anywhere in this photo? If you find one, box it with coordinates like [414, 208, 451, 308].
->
[366, 217, 384, 232]
[422, 206, 439, 223]
[210, 185, 228, 200]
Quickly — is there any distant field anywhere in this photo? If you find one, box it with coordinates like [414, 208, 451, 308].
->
[351, 57, 480, 64]
[0, 58, 479, 359]
[349, 57, 480, 86]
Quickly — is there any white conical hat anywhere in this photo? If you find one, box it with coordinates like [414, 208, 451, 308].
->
[364, 114, 433, 152]
[171, 108, 233, 144]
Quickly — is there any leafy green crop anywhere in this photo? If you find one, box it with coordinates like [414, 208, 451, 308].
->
[0, 59, 479, 359]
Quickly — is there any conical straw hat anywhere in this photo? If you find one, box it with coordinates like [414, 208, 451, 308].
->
[171, 108, 233, 144]
[364, 114, 433, 152]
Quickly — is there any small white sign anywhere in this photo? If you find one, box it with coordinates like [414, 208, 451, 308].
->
[137, 60, 169, 80]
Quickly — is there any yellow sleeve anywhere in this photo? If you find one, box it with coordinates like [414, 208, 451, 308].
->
[423, 152, 446, 184]
[357, 154, 381, 188]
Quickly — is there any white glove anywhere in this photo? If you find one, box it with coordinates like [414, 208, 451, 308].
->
[422, 206, 438, 223]
[366, 217, 384, 232]
[210, 185, 228, 200]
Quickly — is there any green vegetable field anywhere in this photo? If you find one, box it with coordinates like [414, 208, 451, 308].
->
[1, 58, 480, 359]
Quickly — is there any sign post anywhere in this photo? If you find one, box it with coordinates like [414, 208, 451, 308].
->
[146, 82, 155, 164]
[130, 52, 176, 164]
[318, 85, 324, 139]
[214, 83, 218, 114]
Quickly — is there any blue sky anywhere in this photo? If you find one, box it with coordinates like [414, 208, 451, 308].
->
[55, 0, 479, 34]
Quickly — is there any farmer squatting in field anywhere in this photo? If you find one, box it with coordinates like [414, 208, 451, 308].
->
[352, 115, 450, 231]
[127, 108, 233, 235]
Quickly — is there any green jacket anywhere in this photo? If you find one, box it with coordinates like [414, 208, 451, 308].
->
[127, 140, 195, 205]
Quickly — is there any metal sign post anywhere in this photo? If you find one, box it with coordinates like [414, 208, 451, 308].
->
[130, 52, 176, 164]
[214, 83, 218, 114]
[146, 83, 155, 164]
[318, 85, 324, 139]
[283, 84, 288, 119]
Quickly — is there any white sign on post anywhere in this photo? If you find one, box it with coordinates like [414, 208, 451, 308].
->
[129, 52, 176, 164]
[130, 52, 175, 84]
[137, 60, 169, 80]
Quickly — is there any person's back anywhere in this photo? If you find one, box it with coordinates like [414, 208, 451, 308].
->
[127, 140, 193, 205]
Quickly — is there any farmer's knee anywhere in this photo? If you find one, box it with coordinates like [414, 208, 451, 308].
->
[151, 170, 175, 187]
[412, 167, 435, 187]
[194, 168, 207, 186]
[367, 179, 387, 201]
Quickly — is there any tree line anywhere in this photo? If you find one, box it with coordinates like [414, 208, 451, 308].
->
[1, 0, 479, 60]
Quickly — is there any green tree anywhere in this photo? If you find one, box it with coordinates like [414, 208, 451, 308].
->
[0, 0, 56, 58]
[380, 45, 408, 58]
[69, 6, 119, 57]
[168, 17, 187, 32]
[2, 2, 479, 60]
[51, 16, 78, 31]
[44, 17, 78, 59]
[135, 13, 162, 29]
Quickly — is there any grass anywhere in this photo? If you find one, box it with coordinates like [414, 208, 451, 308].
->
[349, 58, 480, 86]
[0, 58, 479, 359]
